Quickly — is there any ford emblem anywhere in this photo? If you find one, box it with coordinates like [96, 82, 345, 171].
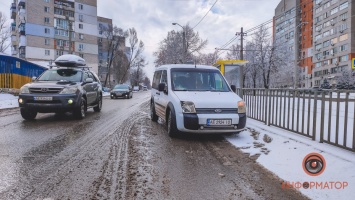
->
[214, 109, 222, 113]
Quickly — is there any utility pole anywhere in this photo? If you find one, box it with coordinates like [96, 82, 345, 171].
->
[236, 27, 247, 96]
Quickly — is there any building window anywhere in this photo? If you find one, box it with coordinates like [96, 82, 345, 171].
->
[45, 28, 50, 34]
[45, 50, 50, 55]
[340, 55, 348, 62]
[79, 4, 84, 10]
[339, 2, 349, 11]
[79, 44, 84, 50]
[45, 38, 50, 45]
[339, 24, 347, 32]
[44, 6, 50, 13]
[79, 14, 83, 22]
[44, 17, 50, 24]
[330, 7, 338, 15]
[323, 40, 330, 48]
[44, 0, 50, 2]
[56, 50, 63, 56]
[79, 24, 83, 29]
[340, 12, 348, 21]
[79, 33, 84, 40]
[339, 44, 347, 52]
[339, 34, 348, 41]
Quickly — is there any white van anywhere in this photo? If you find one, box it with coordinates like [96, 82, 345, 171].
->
[150, 64, 247, 137]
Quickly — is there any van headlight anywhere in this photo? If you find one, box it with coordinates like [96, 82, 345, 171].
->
[238, 101, 246, 113]
[181, 101, 196, 113]
[60, 86, 79, 94]
[20, 86, 30, 94]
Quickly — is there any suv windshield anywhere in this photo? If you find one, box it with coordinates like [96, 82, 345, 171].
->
[171, 69, 230, 92]
[114, 85, 129, 89]
[38, 69, 83, 82]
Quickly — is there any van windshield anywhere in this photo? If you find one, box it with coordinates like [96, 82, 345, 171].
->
[171, 69, 230, 92]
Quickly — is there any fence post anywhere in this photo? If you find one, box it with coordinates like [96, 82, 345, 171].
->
[312, 92, 318, 141]
[320, 92, 325, 143]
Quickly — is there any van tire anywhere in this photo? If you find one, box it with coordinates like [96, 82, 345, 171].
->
[167, 109, 179, 137]
[150, 102, 158, 122]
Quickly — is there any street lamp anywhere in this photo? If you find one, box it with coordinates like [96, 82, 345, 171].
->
[172, 22, 186, 63]
[294, 21, 309, 89]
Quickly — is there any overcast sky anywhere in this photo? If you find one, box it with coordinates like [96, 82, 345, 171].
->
[0, 0, 281, 79]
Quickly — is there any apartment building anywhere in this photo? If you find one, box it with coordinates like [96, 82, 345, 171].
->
[274, 0, 299, 87]
[313, 0, 353, 86]
[10, 0, 112, 75]
[274, 0, 354, 87]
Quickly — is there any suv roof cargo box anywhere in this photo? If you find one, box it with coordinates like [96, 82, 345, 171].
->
[54, 54, 86, 67]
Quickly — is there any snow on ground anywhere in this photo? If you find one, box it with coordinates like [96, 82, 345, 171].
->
[103, 92, 110, 97]
[0, 94, 18, 109]
[226, 119, 355, 200]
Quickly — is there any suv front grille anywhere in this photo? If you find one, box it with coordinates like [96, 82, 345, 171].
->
[196, 108, 238, 114]
[29, 88, 62, 94]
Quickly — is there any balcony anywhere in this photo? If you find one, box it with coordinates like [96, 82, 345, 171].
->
[19, 47, 26, 59]
[11, 3, 16, 19]
[18, 0, 26, 9]
[11, 35, 17, 46]
[11, 22, 16, 35]
[19, 35, 26, 47]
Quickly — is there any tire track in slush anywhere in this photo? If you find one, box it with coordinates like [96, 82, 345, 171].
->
[0, 96, 150, 200]
[92, 106, 149, 199]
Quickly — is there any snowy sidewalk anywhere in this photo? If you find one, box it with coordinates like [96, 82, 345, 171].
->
[0, 94, 19, 109]
[226, 119, 355, 200]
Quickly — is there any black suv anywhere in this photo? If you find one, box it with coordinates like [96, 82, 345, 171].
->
[18, 67, 103, 120]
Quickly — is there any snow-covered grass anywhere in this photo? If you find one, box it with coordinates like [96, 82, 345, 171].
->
[226, 119, 355, 200]
[0, 94, 18, 109]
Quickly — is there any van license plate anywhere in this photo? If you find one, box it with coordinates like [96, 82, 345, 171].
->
[207, 119, 231, 126]
[34, 97, 53, 101]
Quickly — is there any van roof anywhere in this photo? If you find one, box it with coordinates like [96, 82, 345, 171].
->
[155, 64, 218, 71]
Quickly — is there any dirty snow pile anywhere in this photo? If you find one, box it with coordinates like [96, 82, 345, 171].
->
[225, 119, 355, 200]
[0, 94, 18, 109]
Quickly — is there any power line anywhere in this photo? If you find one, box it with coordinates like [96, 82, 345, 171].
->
[192, 0, 219, 29]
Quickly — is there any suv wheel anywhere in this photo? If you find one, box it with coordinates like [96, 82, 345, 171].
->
[20, 108, 37, 120]
[150, 102, 158, 122]
[93, 95, 102, 112]
[167, 109, 178, 137]
[74, 97, 86, 119]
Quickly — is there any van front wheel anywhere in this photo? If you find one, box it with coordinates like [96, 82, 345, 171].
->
[167, 109, 179, 137]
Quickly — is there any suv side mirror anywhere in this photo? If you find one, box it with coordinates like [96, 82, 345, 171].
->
[158, 83, 165, 92]
[231, 85, 237, 93]
[85, 78, 93, 83]
[32, 77, 37, 82]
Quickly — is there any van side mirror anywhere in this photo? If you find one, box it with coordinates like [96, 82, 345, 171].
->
[32, 77, 37, 82]
[85, 78, 93, 83]
[158, 83, 165, 92]
[231, 85, 237, 93]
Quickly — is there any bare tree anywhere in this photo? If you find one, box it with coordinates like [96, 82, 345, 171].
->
[0, 12, 10, 53]
[119, 28, 147, 84]
[154, 25, 208, 66]
[102, 25, 128, 87]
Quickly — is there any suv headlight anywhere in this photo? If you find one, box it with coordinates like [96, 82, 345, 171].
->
[20, 86, 30, 94]
[181, 101, 196, 113]
[238, 101, 246, 113]
[60, 86, 79, 94]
